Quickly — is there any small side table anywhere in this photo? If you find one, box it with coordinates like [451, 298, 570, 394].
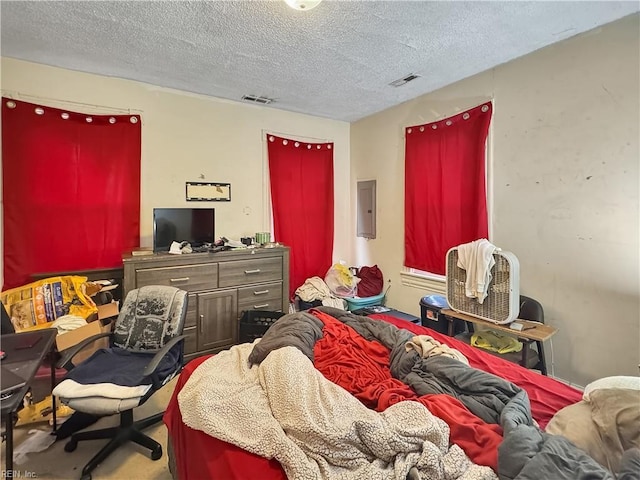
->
[441, 309, 557, 375]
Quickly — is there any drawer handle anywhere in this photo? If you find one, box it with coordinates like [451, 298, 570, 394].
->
[170, 277, 190, 283]
[244, 269, 261, 274]
[253, 303, 269, 309]
[253, 290, 269, 295]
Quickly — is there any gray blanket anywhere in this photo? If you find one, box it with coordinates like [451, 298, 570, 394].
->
[250, 307, 619, 480]
[498, 422, 616, 480]
[248, 311, 324, 366]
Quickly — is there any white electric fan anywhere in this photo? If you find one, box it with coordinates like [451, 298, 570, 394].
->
[445, 246, 520, 324]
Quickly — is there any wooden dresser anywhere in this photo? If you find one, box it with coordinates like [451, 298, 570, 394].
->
[123, 247, 290, 361]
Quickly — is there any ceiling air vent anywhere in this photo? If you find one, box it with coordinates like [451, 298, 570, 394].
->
[242, 95, 274, 105]
[389, 73, 421, 87]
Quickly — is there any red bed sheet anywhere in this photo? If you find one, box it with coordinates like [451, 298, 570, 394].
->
[164, 311, 582, 480]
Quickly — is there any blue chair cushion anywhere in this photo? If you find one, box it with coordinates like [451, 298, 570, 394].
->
[66, 346, 181, 388]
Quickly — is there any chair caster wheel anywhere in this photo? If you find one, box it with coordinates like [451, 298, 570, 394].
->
[80, 474, 91, 480]
[151, 445, 162, 461]
[64, 439, 78, 452]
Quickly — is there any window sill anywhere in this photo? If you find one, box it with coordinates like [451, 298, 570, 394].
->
[399, 271, 446, 295]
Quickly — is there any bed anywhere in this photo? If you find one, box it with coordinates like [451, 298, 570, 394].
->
[163, 306, 614, 480]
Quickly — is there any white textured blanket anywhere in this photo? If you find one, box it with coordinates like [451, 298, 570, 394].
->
[178, 343, 497, 480]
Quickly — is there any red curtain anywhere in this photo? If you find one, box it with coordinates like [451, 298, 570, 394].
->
[2, 98, 141, 289]
[404, 103, 492, 275]
[267, 135, 334, 299]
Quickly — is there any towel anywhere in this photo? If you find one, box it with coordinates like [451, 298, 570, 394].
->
[295, 277, 346, 310]
[405, 335, 469, 365]
[456, 239, 497, 304]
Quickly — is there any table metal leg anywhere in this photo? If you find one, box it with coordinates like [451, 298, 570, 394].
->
[466, 321, 475, 335]
[521, 342, 530, 368]
[537, 340, 548, 376]
[5, 411, 13, 473]
[447, 316, 454, 336]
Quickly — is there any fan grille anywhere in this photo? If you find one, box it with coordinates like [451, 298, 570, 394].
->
[446, 249, 514, 323]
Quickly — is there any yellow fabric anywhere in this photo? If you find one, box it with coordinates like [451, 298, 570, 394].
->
[471, 330, 523, 354]
[333, 263, 358, 287]
[17, 394, 74, 426]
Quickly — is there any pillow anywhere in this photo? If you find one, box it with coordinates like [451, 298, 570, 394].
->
[546, 388, 640, 472]
[584, 376, 640, 401]
[546, 400, 607, 466]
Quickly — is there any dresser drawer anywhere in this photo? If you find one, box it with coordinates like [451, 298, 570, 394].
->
[136, 263, 218, 292]
[218, 257, 282, 288]
[238, 282, 283, 312]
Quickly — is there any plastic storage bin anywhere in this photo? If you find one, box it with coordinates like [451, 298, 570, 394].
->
[419, 295, 465, 336]
[239, 310, 285, 344]
[345, 292, 386, 311]
[295, 296, 323, 311]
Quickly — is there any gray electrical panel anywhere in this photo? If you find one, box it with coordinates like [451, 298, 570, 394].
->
[357, 180, 376, 239]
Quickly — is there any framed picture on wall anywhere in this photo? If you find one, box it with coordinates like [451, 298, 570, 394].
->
[186, 182, 231, 202]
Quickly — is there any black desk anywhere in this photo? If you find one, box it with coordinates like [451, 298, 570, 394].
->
[1, 329, 57, 473]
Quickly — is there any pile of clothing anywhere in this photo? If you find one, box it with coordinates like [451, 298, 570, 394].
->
[296, 264, 385, 310]
[295, 277, 346, 309]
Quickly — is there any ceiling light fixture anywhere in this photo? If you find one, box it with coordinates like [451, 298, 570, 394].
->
[284, 0, 322, 11]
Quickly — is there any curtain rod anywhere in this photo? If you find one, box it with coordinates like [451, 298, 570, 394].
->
[261, 128, 331, 143]
[407, 98, 494, 128]
[0, 90, 143, 114]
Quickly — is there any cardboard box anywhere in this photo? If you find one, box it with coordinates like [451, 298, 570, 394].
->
[84, 300, 119, 323]
[55, 316, 115, 365]
[96, 301, 119, 321]
[16, 300, 120, 334]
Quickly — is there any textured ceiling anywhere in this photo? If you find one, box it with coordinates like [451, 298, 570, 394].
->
[1, 1, 638, 122]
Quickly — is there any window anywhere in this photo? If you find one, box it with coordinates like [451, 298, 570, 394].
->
[404, 102, 492, 276]
[266, 134, 334, 298]
[2, 98, 141, 289]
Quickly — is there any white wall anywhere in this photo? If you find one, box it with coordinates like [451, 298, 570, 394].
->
[0, 57, 352, 281]
[1, 15, 638, 387]
[351, 14, 640, 387]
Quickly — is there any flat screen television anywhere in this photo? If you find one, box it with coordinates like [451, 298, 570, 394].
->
[153, 208, 215, 252]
